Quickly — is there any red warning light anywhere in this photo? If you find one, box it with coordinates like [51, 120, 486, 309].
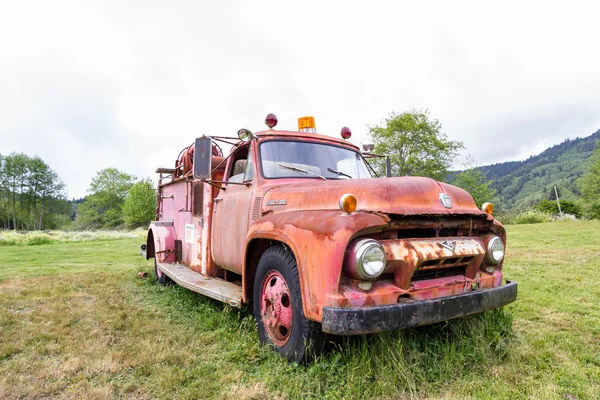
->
[341, 127, 352, 140]
[265, 113, 278, 128]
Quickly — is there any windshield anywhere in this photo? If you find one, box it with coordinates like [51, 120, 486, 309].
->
[259, 140, 373, 179]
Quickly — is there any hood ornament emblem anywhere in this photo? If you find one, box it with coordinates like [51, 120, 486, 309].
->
[439, 193, 452, 208]
[438, 240, 457, 252]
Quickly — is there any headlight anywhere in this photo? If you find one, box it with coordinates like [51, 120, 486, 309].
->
[486, 236, 505, 265]
[354, 239, 386, 279]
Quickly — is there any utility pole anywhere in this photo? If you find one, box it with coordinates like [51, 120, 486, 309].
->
[554, 186, 562, 216]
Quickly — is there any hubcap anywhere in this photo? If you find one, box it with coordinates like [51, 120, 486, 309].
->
[260, 270, 293, 346]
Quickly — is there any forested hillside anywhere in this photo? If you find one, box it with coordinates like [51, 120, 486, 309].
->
[463, 129, 600, 210]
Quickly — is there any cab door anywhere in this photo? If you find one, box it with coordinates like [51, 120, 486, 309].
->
[211, 143, 256, 273]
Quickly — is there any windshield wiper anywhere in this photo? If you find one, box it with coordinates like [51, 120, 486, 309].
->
[327, 168, 352, 179]
[279, 164, 326, 180]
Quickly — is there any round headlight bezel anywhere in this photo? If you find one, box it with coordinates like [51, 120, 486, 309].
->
[486, 236, 505, 265]
[355, 239, 386, 279]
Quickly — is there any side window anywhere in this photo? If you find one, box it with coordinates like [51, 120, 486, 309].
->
[227, 145, 249, 183]
[244, 146, 254, 182]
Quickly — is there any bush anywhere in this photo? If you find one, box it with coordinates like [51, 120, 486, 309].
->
[591, 204, 600, 219]
[0, 229, 146, 246]
[513, 210, 553, 224]
[0, 231, 18, 245]
[584, 203, 600, 220]
[534, 199, 582, 218]
[494, 211, 518, 225]
[26, 233, 52, 246]
[122, 180, 156, 228]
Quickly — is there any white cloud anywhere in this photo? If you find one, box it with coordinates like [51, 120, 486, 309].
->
[1, 0, 599, 197]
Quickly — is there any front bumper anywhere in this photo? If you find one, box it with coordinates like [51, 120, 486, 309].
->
[321, 280, 517, 335]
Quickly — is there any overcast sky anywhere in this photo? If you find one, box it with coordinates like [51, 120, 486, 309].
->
[1, 0, 599, 198]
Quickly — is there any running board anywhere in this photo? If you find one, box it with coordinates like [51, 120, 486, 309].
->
[157, 262, 243, 308]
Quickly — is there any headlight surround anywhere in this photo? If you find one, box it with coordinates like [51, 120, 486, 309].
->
[486, 236, 505, 265]
[354, 239, 386, 279]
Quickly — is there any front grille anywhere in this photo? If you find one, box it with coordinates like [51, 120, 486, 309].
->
[374, 232, 488, 288]
[397, 228, 437, 238]
[386, 214, 493, 239]
[420, 256, 475, 270]
[395, 228, 459, 239]
[410, 254, 476, 282]
[411, 266, 466, 281]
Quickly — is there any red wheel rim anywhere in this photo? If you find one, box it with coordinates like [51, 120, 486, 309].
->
[260, 270, 293, 346]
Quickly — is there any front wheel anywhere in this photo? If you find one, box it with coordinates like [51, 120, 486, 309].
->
[253, 246, 326, 364]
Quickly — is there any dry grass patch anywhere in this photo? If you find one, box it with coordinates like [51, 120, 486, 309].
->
[0, 243, 272, 399]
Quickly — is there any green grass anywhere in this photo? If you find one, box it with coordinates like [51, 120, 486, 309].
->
[1, 221, 599, 399]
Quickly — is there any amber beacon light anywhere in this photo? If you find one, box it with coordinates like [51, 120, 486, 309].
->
[298, 116, 316, 133]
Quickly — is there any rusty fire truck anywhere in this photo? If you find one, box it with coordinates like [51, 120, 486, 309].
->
[142, 114, 517, 363]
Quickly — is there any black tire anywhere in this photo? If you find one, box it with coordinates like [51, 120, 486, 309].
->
[253, 246, 326, 364]
[154, 258, 172, 286]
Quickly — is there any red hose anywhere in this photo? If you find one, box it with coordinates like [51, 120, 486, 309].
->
[175, 142, 223, 177]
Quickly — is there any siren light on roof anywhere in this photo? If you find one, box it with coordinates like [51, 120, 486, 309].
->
[341, 127, 352, 140]
[265, 113, 278, 129]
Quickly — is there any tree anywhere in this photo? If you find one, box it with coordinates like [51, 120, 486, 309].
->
[37, 166, 65, 229]
[0, 153, 66, 230]
[453, 156, 497, 208]
[368, 110, 464, 180]
[0, 154, 8, 228]
[577, 141, 600, 219]
[75, 168, 136, 229]
[89, 168, 136, 199]
[122, 179, 156, 228]
[23, 156, 65, 230]
[4, 153, 27, 229]
[577, 141, 600, 201]
[74, 200, 101, 230]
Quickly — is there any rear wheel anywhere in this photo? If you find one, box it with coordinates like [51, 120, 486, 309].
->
[154, 258, 171, 285]
[253, 246, 326, 364]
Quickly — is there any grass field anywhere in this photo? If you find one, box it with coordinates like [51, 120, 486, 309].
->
[1, 221, 599, 399]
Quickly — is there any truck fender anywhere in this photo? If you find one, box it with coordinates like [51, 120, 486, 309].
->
[146, 222, 177, 263]
[244, 210, 389, 322]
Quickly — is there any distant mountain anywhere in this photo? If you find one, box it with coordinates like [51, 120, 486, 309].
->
[449, 129, 600, 210]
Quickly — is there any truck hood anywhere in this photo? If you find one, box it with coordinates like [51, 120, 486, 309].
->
[261, 177, 489, 217]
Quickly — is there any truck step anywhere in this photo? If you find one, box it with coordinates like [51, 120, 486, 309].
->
[157, 262, 243, 308]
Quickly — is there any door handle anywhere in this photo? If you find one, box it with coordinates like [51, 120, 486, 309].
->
[214, 198, 223, 203]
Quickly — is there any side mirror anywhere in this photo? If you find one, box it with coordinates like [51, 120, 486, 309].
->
[193, 137, 213, 180]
